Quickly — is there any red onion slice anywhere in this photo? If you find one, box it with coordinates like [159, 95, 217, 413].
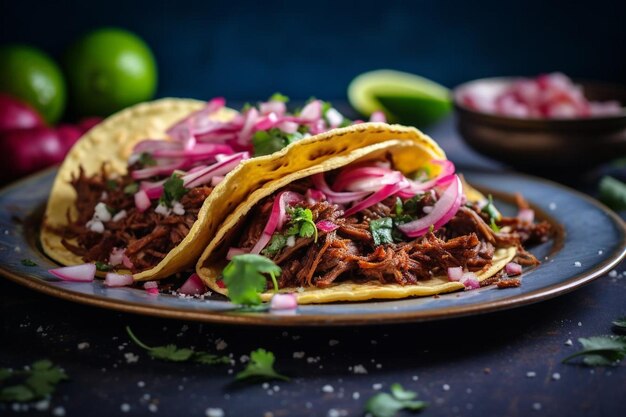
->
[182, 152, 249, 188]
[270, 293, 298, 311]
[369, 111, 387, 123]
[332, 166, 393, 192]
[226, 247, 248, 260]
[344, 177, 408, 217]
[517, 208, 534, 223]
[316, 220, 339, 233]
[179, 273, 207, 295]
[49, 264, 96, 282]
[447, 266, 463, 281]
[166, 97, 226, 142]
[260, 100, 286, 116]
[109, 248, 126, 266]
[140, 180, 165, 199]
[311, 174, 370, 204]
[299, 100, 322, 121]
[460, 272, 480, 290]
[134, 190, 151, 212]
[505, 262, 522, 276]
[104, 273, 134, 287]
[398, 175, 463, 237]
[249, 191, 304, 254]
[305, 189, 326, 204]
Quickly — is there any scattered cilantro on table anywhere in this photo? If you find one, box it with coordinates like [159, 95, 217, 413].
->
[0, 360, 68, 403]
[365, 383, 428, 417]
[562, 317, 626, 366]
[613, 317, 626, 332]
[598, 176, 626, 211]
[235, 348, 288, 382]
[159, 174, 188, 207]
[222, 254, 281, 305]
[126, 327, 229, 365]
[20, 259, 37, 267]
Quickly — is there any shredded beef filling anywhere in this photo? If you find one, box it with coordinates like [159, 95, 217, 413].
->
[236, 182, 552, 289]
[55, 166, 212, 273]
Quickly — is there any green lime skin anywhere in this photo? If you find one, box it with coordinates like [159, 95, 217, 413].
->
[64, 27, 158, 117]
[0, 45, 67, 124]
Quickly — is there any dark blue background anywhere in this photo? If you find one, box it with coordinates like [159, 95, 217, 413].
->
[1, 0, 625, 101]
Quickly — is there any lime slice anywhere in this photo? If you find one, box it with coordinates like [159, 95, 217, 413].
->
[348, 70, 452, 127]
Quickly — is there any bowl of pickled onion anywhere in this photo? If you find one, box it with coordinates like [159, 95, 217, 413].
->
[453, 73, 626, 173]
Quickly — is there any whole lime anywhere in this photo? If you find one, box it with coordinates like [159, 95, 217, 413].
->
[0, 45, 66, 124]
[65, 28, 157, 116]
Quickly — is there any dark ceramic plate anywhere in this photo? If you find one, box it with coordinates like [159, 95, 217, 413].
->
[0, 168, 624, 326]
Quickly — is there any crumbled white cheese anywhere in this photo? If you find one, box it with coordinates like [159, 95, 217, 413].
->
[120, 403, 131, 413]
[423, 206, 433, 214]
[77, 342, 90, 350]
[565, 339, 573, 346]
[112, 210, 127, 222]
[172, 201, 185, 216]
[372, 383, 383, 390]
[549, 202, 557, 210]
[443, 384, 450, 391]
[293, 351, 305, 359]
[352, 392, 360, 400]
[526, 371, 537, 378]
[155, 203, 171, 216]
[329, 339, 339, 347]
[552, 372, 561, 380]
[86, 220, 105, 233]
[609, 270, 618, 278]
[286, 235, 296, 247]
[573, 261, 582, 267]
[215, 339, 228, 351]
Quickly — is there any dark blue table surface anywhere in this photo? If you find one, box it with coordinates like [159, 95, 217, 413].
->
[1, 116, 625, 417]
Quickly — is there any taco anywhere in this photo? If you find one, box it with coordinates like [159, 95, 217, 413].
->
[196, 139, 551, 304]
[41, 96, 443, 282]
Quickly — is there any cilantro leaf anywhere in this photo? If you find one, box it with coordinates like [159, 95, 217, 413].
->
[126, 327, 229, 365]
[159, 174, 188, 207]
[123, 183, 139, 194]
[95, 261, 112, 272]
[365, 383, 427, 417]
[20, 259, 37, 267]
[235, 349, 288, 382]
[262, 234, 287, 256]
[138, 152, 157, 167]
[150, 345, 194, 362]
[269, 92, 289, 103]
[613, 317, 626, 332]
[223, 254, 281, 306]
[489, 218, 500, 233]
[252, 129, 306, 157]
[106, 179, 118, 190]
[370, 217, 394, 246]
[482, 194, 502, 221]
[285, 207, 318, 242]
[0, 360, 68, 403]
[562, 335, 626, 366]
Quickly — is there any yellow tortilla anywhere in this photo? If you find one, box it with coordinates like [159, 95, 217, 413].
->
[196, 139, 516, 303]
[41, 102, 445, 282]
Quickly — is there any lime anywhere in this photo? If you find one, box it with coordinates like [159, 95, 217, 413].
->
[0, 45, 66, 124]
[65, 27, 157, 116]
[348, 70, 452, 127]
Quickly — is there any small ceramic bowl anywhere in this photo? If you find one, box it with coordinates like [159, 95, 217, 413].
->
[453, 77, 626, 173]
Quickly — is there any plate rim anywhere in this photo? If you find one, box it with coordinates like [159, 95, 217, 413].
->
[1, 167, 625, 326]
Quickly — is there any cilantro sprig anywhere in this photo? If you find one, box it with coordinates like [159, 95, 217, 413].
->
[365, 383, 428, 417]
[159, 174, 188, 207]
[562, 316, 626, 366]
[126, 327, 229, 365]
[482, 194, 501, 232]
[286, 207, 318, 242]
[222, 254, 281, 306]
[235, 348, 289, 382]
[370, 217, 394, 246]
[252, 129, 306, 157]
[95, 261, 112, 272]
[0, 360, 68, 403]
[20, 259, 37, 267]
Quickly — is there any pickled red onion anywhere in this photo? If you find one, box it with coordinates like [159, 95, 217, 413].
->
[249, 191, 304, 254]
[398, 175, 463, 237]
[49, 264, 96, 282]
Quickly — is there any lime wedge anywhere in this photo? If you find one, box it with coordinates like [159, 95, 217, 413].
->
[348, 70, 452, 127]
